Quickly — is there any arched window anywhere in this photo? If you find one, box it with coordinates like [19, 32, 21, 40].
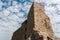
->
[47, 37, 53, 40]
[31, 33, 43, 40]
[31, 33, 37, 40]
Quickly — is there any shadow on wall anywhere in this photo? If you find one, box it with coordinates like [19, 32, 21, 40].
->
[11, 22, 43, 40]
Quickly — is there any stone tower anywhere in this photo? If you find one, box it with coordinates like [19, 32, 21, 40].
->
[12, 2, 55, 40]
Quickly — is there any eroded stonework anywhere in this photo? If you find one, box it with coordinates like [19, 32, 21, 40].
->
[12, 2, 55, 40]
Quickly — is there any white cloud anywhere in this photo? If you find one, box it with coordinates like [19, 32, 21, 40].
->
[53, 23, 60, 37]
[7, 15, 19, 21]
[19, 18, 27, 23]
[0, 1, 28, 33]
[3, 9, 10, 16]
[34, 0, 45, 3]
[0, 1, 3, 6]
[0, 29, 13, 40]
[56, 5, 60, 10]
[0, 0, 29, 40]
[45, 0, 56, 3]
[12, 1, 18, 6]
[34, 0, 40, 3]
[45, 6, 56, 16]
[17, 12, 24, 17]
[0, 1, 3, 11]
[22, 1, 32, 13]
[7, 6, 19, 13]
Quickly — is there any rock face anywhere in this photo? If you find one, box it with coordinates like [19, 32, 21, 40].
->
[12, 2, 55, 40]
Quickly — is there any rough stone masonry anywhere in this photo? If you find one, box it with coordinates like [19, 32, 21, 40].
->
[12, 2, 55, 40]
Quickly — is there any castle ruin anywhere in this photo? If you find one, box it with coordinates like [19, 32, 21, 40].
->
[12, 2, 55, 40]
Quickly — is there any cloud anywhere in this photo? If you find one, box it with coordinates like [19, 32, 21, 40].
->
[2, 9, 10, 16]
[53, 23, 60, 37]
[0, 0, 29, 30]
[0, 0, 32, 40]
[45, 6, 56, 16]
[0, 29, 13, 40]
[22, 1, 32, 13]
[0, 0, 32, 31]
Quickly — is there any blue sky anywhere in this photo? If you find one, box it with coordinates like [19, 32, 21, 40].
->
[0, 0, 60, 40]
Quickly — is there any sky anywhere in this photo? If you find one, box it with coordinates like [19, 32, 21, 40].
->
[0, 0, 60, 40]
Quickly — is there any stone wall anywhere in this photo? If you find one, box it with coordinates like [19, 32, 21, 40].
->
[12, 2, 55, 40]
[33, 2, 55, 40]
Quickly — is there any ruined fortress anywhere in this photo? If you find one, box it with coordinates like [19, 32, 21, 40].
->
[12, 2, 55, 40]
